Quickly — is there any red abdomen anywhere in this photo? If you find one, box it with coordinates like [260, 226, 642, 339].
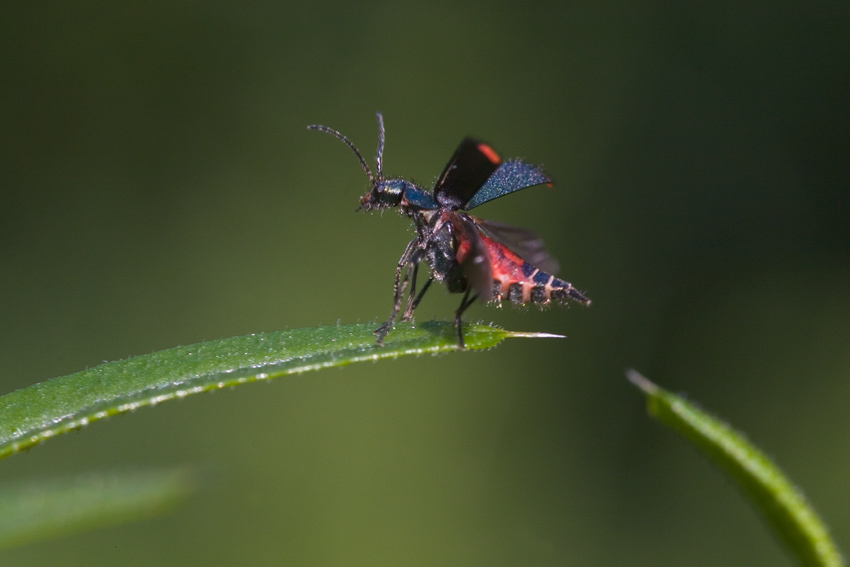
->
[480, 234, 591, 306]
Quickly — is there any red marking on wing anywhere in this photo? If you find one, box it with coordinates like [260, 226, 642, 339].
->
[477, 143, 501, 164]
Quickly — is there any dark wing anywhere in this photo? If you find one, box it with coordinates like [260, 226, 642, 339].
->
[465, 160, 550, 210]
[434, 139, 502, 209]
[452, 213, 494, 301]
[473, 216, 560, 275]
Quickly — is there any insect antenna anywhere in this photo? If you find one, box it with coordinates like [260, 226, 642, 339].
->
[307, 123, 377, 186]
[375, 112, 385, 180]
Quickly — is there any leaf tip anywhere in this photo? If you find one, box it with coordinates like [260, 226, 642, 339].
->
[504, 331, 566, 339]
[626, 369, 658, 395]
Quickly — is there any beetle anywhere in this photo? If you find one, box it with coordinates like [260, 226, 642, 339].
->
[308, 113, 590, 347]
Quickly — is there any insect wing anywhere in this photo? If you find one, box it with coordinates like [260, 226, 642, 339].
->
[452, 213, 494, 301]
[473, 217, 560, 275]
[434, 138, 502, 209]
[465, 160, 551, 210]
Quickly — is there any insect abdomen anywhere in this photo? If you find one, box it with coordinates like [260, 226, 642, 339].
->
[494, 269, 590, 306]
[484, 236, 590, 306]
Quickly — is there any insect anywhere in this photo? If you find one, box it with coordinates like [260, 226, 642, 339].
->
[308, 113, 590, 348]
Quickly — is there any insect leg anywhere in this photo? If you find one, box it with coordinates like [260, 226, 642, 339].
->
[402, 275, 433, 321]
[401, 262, 419, 321]
[454, 288, 479, 349]
[375, 239, 420, 345]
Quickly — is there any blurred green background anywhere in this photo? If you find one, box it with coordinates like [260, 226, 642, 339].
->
[2, 2, 849, 565]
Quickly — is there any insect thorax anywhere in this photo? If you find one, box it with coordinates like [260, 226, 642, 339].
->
[411, 209, 464, 291]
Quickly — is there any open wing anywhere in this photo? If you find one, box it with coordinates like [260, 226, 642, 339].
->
[473, 216, 560, 275]
[452, 213, 494, 301]
[434, 139, 502, 209]
[465, 160, 551, 210]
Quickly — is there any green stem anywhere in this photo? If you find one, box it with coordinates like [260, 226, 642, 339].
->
[628, 370, 844, 567]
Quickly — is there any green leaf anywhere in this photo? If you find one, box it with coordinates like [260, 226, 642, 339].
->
[627, 370, 844, 567]
[0, 322, 553, 461]
[0, 468, 195, 550]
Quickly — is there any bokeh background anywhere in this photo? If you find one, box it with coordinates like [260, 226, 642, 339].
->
[2, 2, 849, 565]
